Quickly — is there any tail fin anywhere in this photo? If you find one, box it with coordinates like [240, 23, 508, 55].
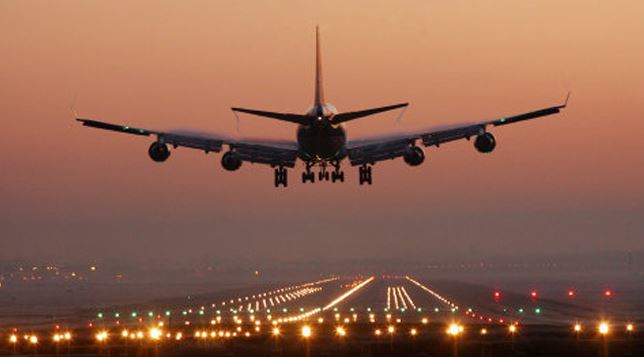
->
[314, 26, 325, 106]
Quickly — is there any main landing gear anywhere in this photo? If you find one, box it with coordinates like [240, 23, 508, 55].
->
[274, 167, 288, 187]
[358, 164, 373, 185]
[301, 161, 344, 184]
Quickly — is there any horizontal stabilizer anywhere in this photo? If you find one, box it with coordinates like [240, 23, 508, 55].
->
[231, 107, 312, 125]
[332, 103, 409, 124]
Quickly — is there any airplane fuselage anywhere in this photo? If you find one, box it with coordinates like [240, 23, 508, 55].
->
[297, 103, 346, 161]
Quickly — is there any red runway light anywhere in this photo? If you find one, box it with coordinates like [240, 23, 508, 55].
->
[567, 290, 575, 297]
[530, 291, 537, 298]
[604, 290, 612, 297]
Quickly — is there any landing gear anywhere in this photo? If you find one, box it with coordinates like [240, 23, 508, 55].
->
[331, 161, 344, 183]
[318, 163, 330, 181]
[274, 167, 288, 187]
[331, 170, 344, 182]
[301, 161, 344, 184]
[302, 162, 315, 183]
[358, 164, 372, 185]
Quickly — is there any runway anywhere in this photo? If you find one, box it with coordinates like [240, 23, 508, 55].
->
[0, 275, 641, 356]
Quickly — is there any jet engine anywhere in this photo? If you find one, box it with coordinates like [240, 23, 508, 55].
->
[148, 142, 170, 162]
[403, 146, 425, 166]
[221, 151, 242, 171]
[474, 132, 496, 153]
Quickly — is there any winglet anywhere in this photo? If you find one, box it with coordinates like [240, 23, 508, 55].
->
[563, 91, 571, 107]
[70, 92, 79, 119]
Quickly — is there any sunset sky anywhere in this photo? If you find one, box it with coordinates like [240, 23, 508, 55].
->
[1, 1, 642, 264]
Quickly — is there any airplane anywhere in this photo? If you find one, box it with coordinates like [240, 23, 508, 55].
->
[77, 27, 568, 187]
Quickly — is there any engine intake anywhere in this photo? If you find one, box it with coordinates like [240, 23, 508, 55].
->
[148, 142, 170, 162]
[403, 146, 425, 166]
[474, 132, 496, 153]
[221, 151, 242, 171]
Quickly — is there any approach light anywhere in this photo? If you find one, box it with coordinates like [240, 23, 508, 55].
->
[9, 334, 17, 343]
[149, 327, 162, 340]
[95, 331, 108, 342]
[509, 325, 517, 334]
[599, 322, 609, 335]
[480, 328, 487, 335]
[574, 324, 582, 332]
[410, 328, 418, 336]
[626, 323, 634, 332]
[336, 326, 346, 337]
[387, 325, 395, 334]
[301, 325, 312, 338]
[447, 324, 463, 336]
[272, 327, 280, 336]
[29, 335, 38, 344]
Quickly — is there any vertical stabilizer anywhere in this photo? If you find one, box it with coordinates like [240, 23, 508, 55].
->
[314, 26, 325, 106]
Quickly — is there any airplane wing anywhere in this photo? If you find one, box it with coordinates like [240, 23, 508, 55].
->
[346, 97, 568, 166]
[76, 118, 299, 168]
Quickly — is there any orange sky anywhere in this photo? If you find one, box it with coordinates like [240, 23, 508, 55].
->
[1, 1, 643, 263]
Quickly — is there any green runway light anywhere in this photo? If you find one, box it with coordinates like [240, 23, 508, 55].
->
[417, 308, 422, 312]
[518, 308, 524, 313]
[114, 313, 120, 318]
[282, 308, 288, 313]
[199, 310, 204, 315]
[165, 311, 171, 316]
[350, 308, 355, 312]
[300, 308, 304, 312]
[148, 312, 154, 317]
[535, 308, 541, 314]
[97, 313, 103, 319]
[182, 311, 187, 316]
[216, 310, 221, 314]
[367, 307, 372, 312]
[333, 307, 338, 312]
[131, 312, 137, 318]
[434, 308, 439, 313]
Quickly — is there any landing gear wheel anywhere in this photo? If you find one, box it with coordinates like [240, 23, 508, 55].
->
[358, 165, 373, 185]
[274, 167, 288, 187]
[331, 170, 345, 183]
[302, 171, 315, 183]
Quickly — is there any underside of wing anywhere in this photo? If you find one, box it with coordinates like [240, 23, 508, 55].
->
[347, 96, 568, 166]
[76, 117, 298, 168]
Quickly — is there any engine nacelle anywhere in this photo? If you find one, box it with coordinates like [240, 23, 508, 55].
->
[221, 151, 242, 171]
[403, 146, 425, 166]
[148, 142, 170, 162]
[474, 132, 496, 153]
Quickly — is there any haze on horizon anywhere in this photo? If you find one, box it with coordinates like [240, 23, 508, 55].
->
[1, 1, 643, 265]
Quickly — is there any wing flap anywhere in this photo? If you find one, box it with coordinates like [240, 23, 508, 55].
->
[231, 142, 298, 167]
[162, 133, 224, 153]
[347, 138, 412, 166]
[421, 124, 483, 147]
